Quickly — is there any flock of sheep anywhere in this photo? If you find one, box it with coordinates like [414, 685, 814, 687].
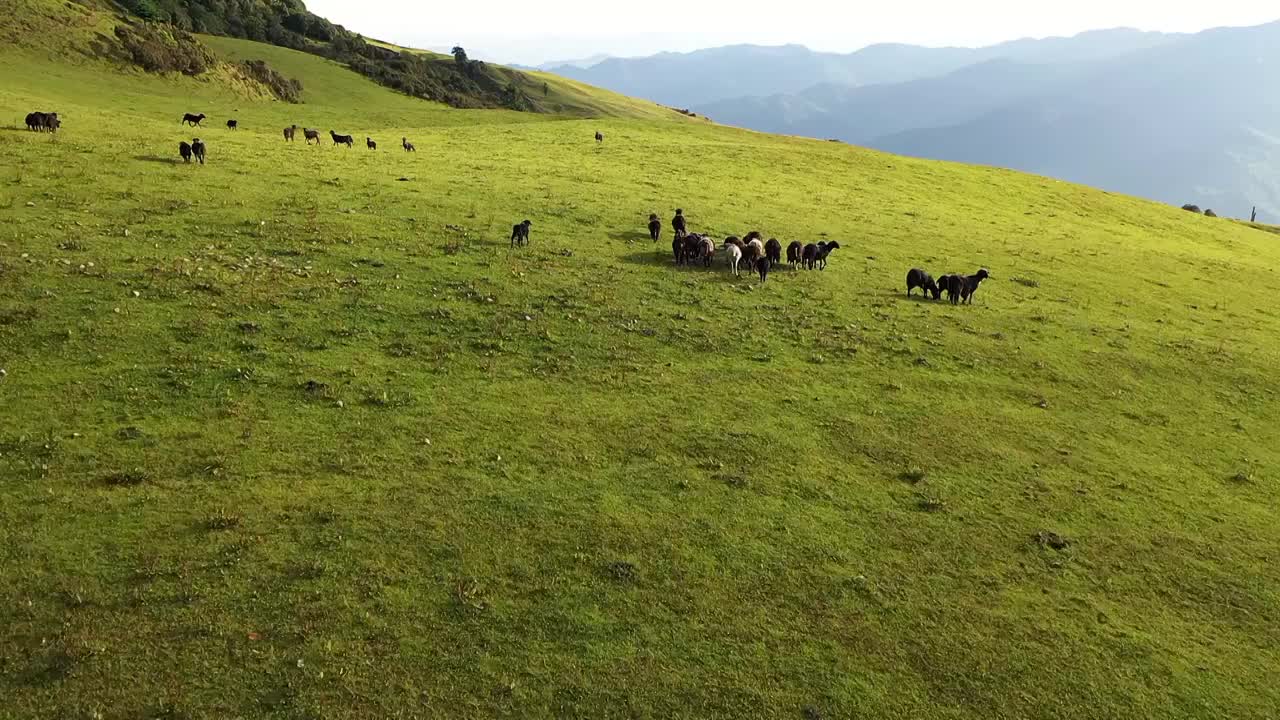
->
[170, 111, 419, 163]
[25, 109, 992, 302]
[643, 210, 989, 300]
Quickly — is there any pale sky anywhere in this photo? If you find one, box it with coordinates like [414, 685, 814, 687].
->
[303, 0, 1279, 66]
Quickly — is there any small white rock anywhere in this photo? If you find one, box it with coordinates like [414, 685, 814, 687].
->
[132, 291, 141, 298]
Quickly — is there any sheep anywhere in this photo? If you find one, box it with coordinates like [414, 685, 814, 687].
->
[191, 138, 206, 165]
[672, 231, 686, 265]
[801, 243, 819, 270]
[681, 233, 707, 265]
[672, 209, 687, 236]
[906, 268, 940, 299]
[743, 231, 763, 244]
[700, 236, 716, 268]
[402, 137, 416, 152]
[178, 140, 193, 163]
[786, 241, 803, 268]
[366, 137, 377, 150]
[595, 131, 604, 142]
[648, 213, 661, 241]
[813, 241, 840, 270]
[182, 112, 206, 127]
[940, 274, 964, 304]
[757, 257, 771, 283]
[510, 219, 532, 247]
[959, 269, 990, 304]
[765, 238, 782, 266]
[283, 125, 297, 141]
[226, 119, 238, 131]
[26, 111, 59, 132]
[743, 239, 764, 270]
[304, 128, 321, 144]
[25, 111, 44, 131]
[329, 130, 354, 147]
[722, 236, 743, 251]
[724, 242, 742, 276]
[45, 113, 60, 133]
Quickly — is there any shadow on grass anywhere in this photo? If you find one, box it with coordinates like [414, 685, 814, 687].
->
[608, 230, 653, 243]
[133, 155, 183, 165]
[0, 125, 32, 133]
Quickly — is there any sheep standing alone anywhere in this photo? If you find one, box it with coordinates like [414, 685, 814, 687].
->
[402, 137, 416, 152]
[511, 219, 532, 247]
[226, 119, 238, 131]
[366, 137, 377, 150]
[648, 214, 661, 241]
[304, 128, 321, 145]
[330, 130, 354, 147]
[182, 112, 206, 127]
[283, 125, 297, 141]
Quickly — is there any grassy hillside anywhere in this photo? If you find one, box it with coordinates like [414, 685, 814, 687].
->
[3, 25, 1280, 720]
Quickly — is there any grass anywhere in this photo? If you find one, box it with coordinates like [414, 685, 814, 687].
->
[2, 17, 1280, 720]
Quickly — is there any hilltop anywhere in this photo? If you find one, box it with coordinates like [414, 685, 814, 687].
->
[2, 5, 1279, 719]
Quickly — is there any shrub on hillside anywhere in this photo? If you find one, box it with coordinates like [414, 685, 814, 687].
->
[114, 22, 217, 75]
[1203, 208, 1218, 218]
[239, 59, 303, 103]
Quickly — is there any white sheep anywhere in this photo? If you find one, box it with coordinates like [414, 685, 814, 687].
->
[723, 243, 742, 276]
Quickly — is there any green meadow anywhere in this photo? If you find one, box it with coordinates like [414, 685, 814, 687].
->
[2, 9, 1279, 719]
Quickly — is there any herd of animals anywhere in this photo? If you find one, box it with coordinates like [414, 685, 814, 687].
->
[641, 209, 991, 301]
[23, 109, 991, 302]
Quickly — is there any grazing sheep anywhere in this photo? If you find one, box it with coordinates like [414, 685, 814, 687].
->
[681, 233, 707, 265]
[813, 241, 840, 270]
[26, 111, 58, 132]
[724, 242, 743, 276]
[226, 119, 237, 131]
[765, 238, 782, 266]
[191, 138, 206, 165]
[402, 137, 415, 152]
[672, 209, 687, 236]
[786, 241, 803, 268]
[511, 219, 532, 247]
[757, 257, 771, 283]
[959, 269, 990, 304]
[304, 128, 321, 144]
[178, 140, 193, 163]
[648, 213, 661, 241]
[743, 230, 763, 245]
[182, 112, 206, 127]
[283, 125, 297, 141]
[366, 137, 377, 150]
[595, 131, 604, 142]
[906, 268, 940, 298]
[940, 274, 964, 304]
[330, 130, 354, 147]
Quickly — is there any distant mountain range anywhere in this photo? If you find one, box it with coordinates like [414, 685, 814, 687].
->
[549, 25, 1280, 220]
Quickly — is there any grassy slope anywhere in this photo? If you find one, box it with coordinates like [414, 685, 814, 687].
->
[2, 28, 1280, 720]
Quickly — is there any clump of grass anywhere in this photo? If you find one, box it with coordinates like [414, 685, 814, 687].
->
[452, 577, 489, 611]
[1012, 277, 1040, 288]
[900, 466, 927, 484]
[915, 495, 947, 513]
[103, 470, 147, 487]
[606, 561, 638, 583]
[363, 389, 414, 408]
[205, 509, 242, 531]
[1034, 530, 1071, 550]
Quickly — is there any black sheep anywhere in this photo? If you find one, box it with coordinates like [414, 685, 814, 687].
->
[671, 209, 687, 236]
[960, 269, 991, 304]
[595, 131, 604, 142]
[182, 112, 206, 127]
[510, 219, 532, 247]
[765, 238, 782, 266]
[329, 130, 354, 147]
[757, 257, 771, 283]
[801, 243, 819, 270]
[226, 119, 238, 130]
[786, 241, 803, 268]
[179, 141, 193, 163]
[941, 274, 964, 305]
[814, 241, 840, 270]
[743, 230, 763, 244]
[191, 138, 206, 164]
[366, 137, 377, 150]
[648, 214, 661, 241]
[906, 268, 940, 298]
[672, 232, 685, 264]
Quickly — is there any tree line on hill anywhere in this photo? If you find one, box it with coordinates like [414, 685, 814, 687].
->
[117, 0, 537, 111]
